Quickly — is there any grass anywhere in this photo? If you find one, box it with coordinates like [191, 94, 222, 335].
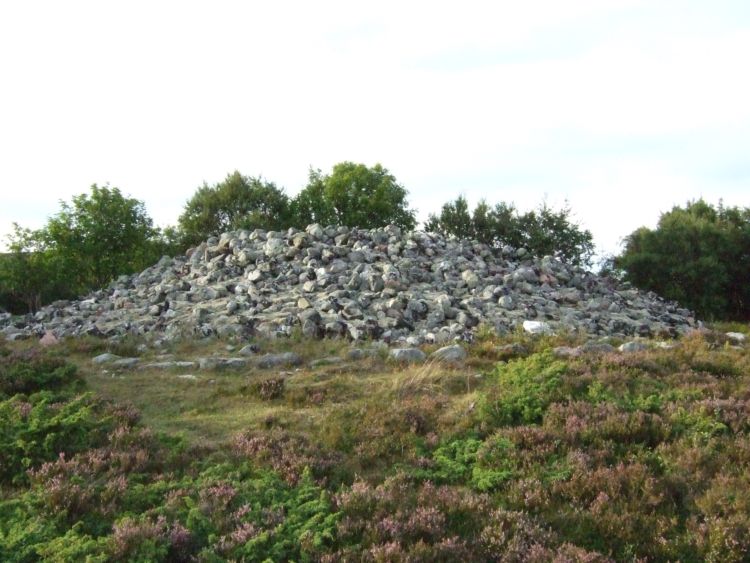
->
[79, 336, 408, 445]
[4, 322, 750, 560]
[67, 327, 750, 450]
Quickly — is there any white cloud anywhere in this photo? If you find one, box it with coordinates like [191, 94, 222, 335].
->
[1, 1, 748, 260]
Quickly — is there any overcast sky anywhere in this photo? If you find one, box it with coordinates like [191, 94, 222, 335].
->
[1, 1, 748, 261]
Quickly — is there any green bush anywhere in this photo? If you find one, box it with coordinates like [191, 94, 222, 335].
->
[0, 349, 80, 397]
[0, 393, 114, 486]
[615, 199, 750, 320]
[480, 352, 570, 426]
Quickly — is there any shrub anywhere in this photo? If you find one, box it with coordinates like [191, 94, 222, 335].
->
[480, 352, 571, 426]
[232, 429, 343, 485]
[251, 377, 285, 400]
[0, 393, 115, 486]
[0, 349, 80, 397]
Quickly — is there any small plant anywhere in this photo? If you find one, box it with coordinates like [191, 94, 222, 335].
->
[0, 348, 80, 396]
[480, 351, 570, 426]
[257, 377, 285, 400]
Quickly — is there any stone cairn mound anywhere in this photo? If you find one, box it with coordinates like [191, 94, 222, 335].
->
[1, 224, 698, 345]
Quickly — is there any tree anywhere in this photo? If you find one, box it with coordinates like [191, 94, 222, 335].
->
[517, 202, 595, 266]
[291, 162, 416, 230]
[424, 196, 475, 241]
[615, 200, 750, 320]
[0, 185, 167, 312]
[42, 185, 163, 292]
[178, 172, 292, 247]
[0, 225, 67, 313]
[426, 196, 594, 266]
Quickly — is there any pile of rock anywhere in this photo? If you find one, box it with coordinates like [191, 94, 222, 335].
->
[0, 224, 698, 344]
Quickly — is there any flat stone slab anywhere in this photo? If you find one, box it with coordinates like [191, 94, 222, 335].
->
[92, 353, 121, 364]
[310, 356, 345, 368]
[390, 348, 427, 363]
[142, 361, 198, 370]
[198, 357, 248, 370]
[111, 357, 140, 369]
[254, 352, 303, 369]
[430, 344, 467, 363]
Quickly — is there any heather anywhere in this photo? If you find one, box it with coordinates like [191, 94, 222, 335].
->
[1, 329, 749, 561]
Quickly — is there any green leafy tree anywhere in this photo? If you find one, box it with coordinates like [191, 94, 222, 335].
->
[42, 185, 163, 292]
[426, 196, 594, 266]
[615, 199, 750, 320]
[1, 185, 166, 312]
[517, 202, 595, 265]
[0, 225, 67, 313]
[178, 171, 292, 247]
[292, 162, 417, 230]
[424, 196, 475, 241]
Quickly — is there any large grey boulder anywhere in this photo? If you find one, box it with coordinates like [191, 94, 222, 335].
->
[430, 344, 467, 363]
[390, 348, 427, 363]
[255, 352, 303, 369]
[112, 357, 140, 369]
[92, 353, 121, 364]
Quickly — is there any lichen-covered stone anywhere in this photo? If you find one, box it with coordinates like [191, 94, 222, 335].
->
[3, 225, 699, 345]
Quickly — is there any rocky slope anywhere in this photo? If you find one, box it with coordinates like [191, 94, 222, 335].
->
[0, 224, 698, 344]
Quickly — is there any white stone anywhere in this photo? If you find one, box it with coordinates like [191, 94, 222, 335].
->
[619, 341, 649, 353]
[726, 332, 747, 343]
[523, 320, 552, 335]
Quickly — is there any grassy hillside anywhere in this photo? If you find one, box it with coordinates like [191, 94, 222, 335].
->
[1, 328, 749, 561]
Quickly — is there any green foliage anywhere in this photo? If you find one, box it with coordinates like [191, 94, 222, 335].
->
[3, 330, 750, 561]
[0, 392, 112, 486]
[0, 347, 338, 562]
[481, 351, 570, 426]
[43, 184, 164, 291]
[0, 225, 68, 313]
[1, 185, 170, 312]
[615, 199, 750, 320]
[0, 348, 80, 397]
[177, 171, 292, 247]
[292, 162, 417, 230]
[328, 474, 500, 559]
[425, 195, 595, 265]
[413, 437, 515, 491]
